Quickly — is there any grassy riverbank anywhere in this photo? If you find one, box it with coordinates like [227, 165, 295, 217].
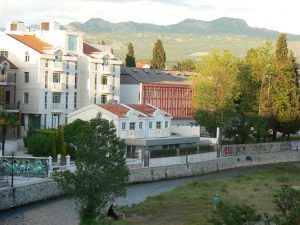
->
[113, 163, 300, 225]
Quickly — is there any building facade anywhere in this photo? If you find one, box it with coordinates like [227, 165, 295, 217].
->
[0, 21, 121, 130]
[120, 67, 193, 122]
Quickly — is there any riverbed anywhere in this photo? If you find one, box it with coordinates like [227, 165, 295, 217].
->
[0, 164, 292, 225]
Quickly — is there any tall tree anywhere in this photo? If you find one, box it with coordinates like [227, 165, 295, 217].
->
[276, 33, 288, 63]
[191, 50, 240, 137]
[151, 39, 166, 69]
[125, 42, 136, 67]
[0, 111, 18, 156]
[54, 114, 129, 221]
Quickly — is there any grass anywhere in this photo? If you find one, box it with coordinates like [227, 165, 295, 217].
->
[113, 162, 300, 225]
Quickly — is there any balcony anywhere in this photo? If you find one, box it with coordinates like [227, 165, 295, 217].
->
[0, 74, 16, 85]
[50, 82, 65, 92]
[155, 129, 169, 137]
[101, 65, 113, 74]
[51, 103, 65, 112]
[126, 130, 146, 139]
[52, 62, 63, 71]
[99, 85, 112, 93]
[0, 103, 20, 112]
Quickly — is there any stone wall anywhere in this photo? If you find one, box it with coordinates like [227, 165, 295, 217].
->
[1, 150, 299, 210]
[129, 151, 300, 183]
[0, 179, 60, 211]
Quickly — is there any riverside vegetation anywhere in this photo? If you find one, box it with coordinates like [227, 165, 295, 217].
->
[109, 163, 300, 225]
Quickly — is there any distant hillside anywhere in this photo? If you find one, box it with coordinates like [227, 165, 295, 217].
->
[66, 17, 300, 40]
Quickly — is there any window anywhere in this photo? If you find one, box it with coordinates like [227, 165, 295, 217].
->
[44, 114, 47, 129]
[149, 121, 152, 129]
[41, 22, 49, 31]
[122, 122, 126, 130]
[101, 76, 107, 85]
[101, 95, 107, 104]
[10, 23, 17, 31]
[24, 92, 29, 104]
[45, 71, 48, 88]
[0, 51, 8, 57]
[25, 52, 29, 62]
[129, 122, 135, 130]
[44, 92, 47, 109]
[74, 92, 77, 109]
[45, 60, 48, 68]
[52, 92, 61, 103]
[53, 73, 60, 83]
[139, 122, 143, 129]
[68, 35, 77, 51]
[94, 75, 97, 90]
[24, 72, 29, 83]
[66, 92, 69, 109]
[156, 121, 161, 129]
[103, 57, 108, 65]
[113, 64, 116, 72]
[66, 72, 69, 89]
[165, 121, 169, 128]
[66, 61, 69, 69]
[75, 62, 78, 70]
[94, 93, 97, 104]
[75, 73, 78, 89]
[5, 91, 10, 104]
[112, 75, 115, 91]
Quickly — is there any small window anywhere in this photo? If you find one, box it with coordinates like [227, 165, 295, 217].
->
[74, 92, 77, 109]
[149, 121, 152, 129]
[103, 57, 108, 65]
[139, 122, 143, 129]
[75, 73, 78, 89]
[101, 76, 108, 85]
[94, 93, 97, 104]
[101, 95, 107, 104]
[66, 72, 69, 89]
[165, 121, 169, 128]
[45, 71, 48, 88]
[129, 122, 135, 130]
[44, 92, 47, 109]
[66, 92, 69, 109]
[53, 73, 60, 83]
[156, 121, 161, 129]
[45, 60, 48, 68]
[52, 92, 61, 103]
[25, 52, 30, 62]
[122, 122, 126, 130]
[24, 72, 29, 83]
[24, 92, 29, 104]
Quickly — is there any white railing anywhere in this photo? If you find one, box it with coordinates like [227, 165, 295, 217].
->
[52, 61, 63, 71]
[50, 82, 65, 91]
[52, 103, 65, 111]
[126, 130, 146, 139]
[99, 85, 112, 93]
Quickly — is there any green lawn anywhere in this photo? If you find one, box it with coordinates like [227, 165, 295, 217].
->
[113, 163, 300, 225]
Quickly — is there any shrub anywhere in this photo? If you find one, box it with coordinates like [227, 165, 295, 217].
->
[27, 133, 50, 156]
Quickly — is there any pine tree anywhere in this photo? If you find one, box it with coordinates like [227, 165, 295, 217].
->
[125, 42, 136, 67]
[276, 33, 288, 63]
[151, 39, 166, 69]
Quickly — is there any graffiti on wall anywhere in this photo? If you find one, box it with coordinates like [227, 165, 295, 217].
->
[0, 157, 49, 178]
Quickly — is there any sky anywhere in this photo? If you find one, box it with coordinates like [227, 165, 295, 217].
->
[0, 0, 299, 34]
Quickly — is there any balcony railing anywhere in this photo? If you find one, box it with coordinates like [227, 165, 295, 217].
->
[50, 82, 65, 91]
[52, 62, 63, 71]
[126, 130, 146, 139]
[99, 85, 112, 93]
[52, 103, 65, 111]
[0, 103, 20, 110]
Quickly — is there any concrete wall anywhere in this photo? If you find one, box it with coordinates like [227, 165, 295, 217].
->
[129, 151, 300, 183]
[149, 152, 217, 167]
[0, 179, 60, 211]
[171, 124, 200, 136]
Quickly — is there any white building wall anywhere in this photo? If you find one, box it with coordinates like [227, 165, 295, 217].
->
[171, 124, 200, 137]
[120, 84, 140, 104]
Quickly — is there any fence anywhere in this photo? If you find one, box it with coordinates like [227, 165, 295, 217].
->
[0, 155, 50, 178]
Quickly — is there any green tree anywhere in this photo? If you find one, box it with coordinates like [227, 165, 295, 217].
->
[56, 126, 66, 156]
[27, 133, 50, 156]
[125, 42, 136, 67]
[54, 113, 129, 221]
[172, 59, 195, 71]
[151, 39, 166, 69]
[276, 33, 288, 63]
[0, 111, 19, 156]
[191, 50, 240, 138]
[209, 202, 262, 225]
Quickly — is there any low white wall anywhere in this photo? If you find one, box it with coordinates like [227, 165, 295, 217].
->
[149, 152, 217, 167]
[171, 124, 200, 136]
[2, 139, 21, 154]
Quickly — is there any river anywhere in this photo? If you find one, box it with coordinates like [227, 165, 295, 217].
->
[0, 164, 284, 225]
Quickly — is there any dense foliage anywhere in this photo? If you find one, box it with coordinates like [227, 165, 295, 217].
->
[172, 59, 195, 71]
[54, 113, 129, 220]
[192, 34, 300, 143]
[125, 42, 136, 67]
[151, 39, 166, 69]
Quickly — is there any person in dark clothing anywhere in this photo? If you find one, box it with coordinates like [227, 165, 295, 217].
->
[107, 204, 118, 220]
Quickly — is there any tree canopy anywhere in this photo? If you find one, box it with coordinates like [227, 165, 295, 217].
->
[54, 113, 129, 220]
[125, 42, 136, 67]
[151, 39, 166, 69]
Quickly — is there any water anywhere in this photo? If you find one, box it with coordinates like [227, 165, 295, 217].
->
[0, 164, 287, 225]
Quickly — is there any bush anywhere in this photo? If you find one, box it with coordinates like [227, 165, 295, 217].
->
[27, 133, 50, 156]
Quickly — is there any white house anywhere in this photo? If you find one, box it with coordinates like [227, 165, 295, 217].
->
[0, 21, 122, 130]
[67, 103, 200, 166]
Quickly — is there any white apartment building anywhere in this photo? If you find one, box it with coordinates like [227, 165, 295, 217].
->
[0, 21, 122, 130]
[67, 103, 200, 166]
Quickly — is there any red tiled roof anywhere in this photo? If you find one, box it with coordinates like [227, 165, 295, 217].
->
[0, 56, 18, 69]
[127, 104, 157, 116]
[136, 61, 151, 68]
[83, 42, 101, 56]
[8, 34, 53, 53]
[97, 104, 131, 118]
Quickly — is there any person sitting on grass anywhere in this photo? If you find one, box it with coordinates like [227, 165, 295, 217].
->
[107, 204, 118, 220]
